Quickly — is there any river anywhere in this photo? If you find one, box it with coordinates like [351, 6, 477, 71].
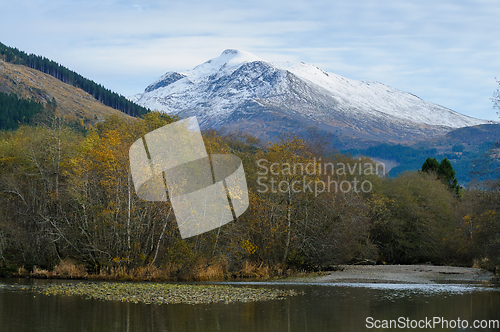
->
[1, 278, 499, 331]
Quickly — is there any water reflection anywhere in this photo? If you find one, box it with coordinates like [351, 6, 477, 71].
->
[0, 279, 498, 332]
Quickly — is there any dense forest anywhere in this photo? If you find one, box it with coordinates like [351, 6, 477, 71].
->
[345, 141, 500, 184]
[0, 42, 148, 117]
[0, 112, 498, 280]
[0, 92, 45, 130]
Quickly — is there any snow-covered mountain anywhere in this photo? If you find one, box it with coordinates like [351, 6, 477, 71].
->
[132, 49, 493, 145]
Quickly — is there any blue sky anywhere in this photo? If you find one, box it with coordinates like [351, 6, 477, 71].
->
[1, 0, 499, 120]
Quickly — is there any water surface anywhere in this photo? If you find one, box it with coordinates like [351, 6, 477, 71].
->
[1, 278, 498, 331]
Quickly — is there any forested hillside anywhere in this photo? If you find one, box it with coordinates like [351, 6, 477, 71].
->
[0, 113, 498, 279]
[0, 59, 133, 127]
[344, 137, 500, 184]
[0, 42, 148, 117]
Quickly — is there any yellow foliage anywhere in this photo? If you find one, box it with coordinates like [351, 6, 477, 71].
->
[241, 239, 257, 255]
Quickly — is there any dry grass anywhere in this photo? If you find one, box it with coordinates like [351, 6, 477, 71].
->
[14, 259, 306, 282]
[30, 266, 51, 278]
[240, 261, 270, 278]
[231, 261, 301, 280]
[92, 265, 173, 281]
[52, 259, 87, 279]
[194, 261, 227, 281]
[132, 266, 172, 281]
[473, 257, 499, 274]
[28, 260, 88, 279]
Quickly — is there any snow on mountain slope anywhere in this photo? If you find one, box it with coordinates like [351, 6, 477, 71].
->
[276, 61, 485, 128]
[132, 49, 492, 143]
[136, 50, 286, 124]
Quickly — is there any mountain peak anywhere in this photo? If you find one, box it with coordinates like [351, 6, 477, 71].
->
[219, 49, 263, 62]
[191, 49, 265, 76]
[221, 49, 240, 55]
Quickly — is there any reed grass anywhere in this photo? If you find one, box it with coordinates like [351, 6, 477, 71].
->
[20, 259, 305, 282]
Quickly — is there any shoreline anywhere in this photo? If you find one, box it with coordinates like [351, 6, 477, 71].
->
[2, 265, 497, 306]
[2, 264, 497, 285]
[280, 265, 497, 284]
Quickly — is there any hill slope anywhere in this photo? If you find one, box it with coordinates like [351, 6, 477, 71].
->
[0, 42, 148, 117]
[0, 59, 130, 124]
[344, 123, 500, 183]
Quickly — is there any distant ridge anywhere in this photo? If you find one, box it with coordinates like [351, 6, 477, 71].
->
[0, 42, 148, 117]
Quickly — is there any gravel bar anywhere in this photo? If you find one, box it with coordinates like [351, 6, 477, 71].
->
[33, 282, 301, 305]
[282, 265, 496, 284]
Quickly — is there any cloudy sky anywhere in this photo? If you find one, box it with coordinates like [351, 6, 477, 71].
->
[1, 0, 499, 120]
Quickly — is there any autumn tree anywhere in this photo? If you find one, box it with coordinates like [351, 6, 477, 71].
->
[455, 184, 500, 271]
[369, 171, 457, 264]
[258, 136, 325, 264]
[234, 137, 378, 269]
[64, 113, 182, 269]
[0, 116, 81, 269]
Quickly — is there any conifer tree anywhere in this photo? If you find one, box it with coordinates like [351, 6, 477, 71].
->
[422, 157, 461, 196]
[421, 157, 439, 173]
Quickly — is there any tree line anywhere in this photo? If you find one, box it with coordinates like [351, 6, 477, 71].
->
[0, 113, 498, 279]
[0, 92, 45, 130]
[0, 42, 148, 117]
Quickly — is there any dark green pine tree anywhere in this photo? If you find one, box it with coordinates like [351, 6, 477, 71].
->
[422, 157, 461, 196]
[421, 157, 439, 173]
[437, 158, 460, 195]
